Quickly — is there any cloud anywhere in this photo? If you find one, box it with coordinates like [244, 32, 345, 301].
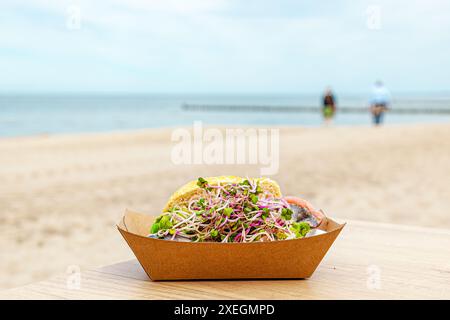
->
[1, 0, 450, 93]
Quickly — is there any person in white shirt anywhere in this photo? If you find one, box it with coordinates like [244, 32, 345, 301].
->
[370, 80, 391, 125]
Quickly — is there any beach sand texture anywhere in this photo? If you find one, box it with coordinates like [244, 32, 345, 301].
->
[1, 123, 449, 289]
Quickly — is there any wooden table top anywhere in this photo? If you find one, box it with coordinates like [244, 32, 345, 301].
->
[2, 219, 450, 299]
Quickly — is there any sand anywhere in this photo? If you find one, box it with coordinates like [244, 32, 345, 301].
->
[1, 123, 450, 289]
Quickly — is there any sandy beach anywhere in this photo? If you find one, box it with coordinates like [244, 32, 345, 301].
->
[1, 123, 450, 289]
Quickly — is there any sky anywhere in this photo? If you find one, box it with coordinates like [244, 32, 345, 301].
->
[1, 0, 450, 94]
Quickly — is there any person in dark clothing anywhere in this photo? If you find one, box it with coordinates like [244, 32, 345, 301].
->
[322, 87, 336, 125]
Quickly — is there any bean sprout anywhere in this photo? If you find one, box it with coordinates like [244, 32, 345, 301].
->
[149, 177, 310, 242]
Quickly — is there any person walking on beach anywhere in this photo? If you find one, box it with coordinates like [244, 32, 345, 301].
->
[370, 80, 391, 126]
[322, 87, 336, 125]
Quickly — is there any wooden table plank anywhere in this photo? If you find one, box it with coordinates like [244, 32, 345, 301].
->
[2, 220, 450, 299]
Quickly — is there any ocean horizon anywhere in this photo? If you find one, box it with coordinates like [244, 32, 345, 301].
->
[1, 93, 450, 137]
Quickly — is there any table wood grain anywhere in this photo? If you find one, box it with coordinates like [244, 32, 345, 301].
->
[2, 220, 449, 299]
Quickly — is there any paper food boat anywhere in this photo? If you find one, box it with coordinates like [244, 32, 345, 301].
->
[118, 209, 345, 280]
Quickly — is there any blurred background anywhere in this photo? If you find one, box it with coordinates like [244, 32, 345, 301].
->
[1, 0, 449, 289]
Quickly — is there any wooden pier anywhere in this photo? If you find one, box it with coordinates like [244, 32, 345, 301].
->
[182, 103, 450, 114]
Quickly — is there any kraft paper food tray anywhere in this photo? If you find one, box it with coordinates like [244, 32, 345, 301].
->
[118, 209, 345, 280]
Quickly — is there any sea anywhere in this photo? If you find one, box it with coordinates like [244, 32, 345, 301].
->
[1, 93, 450, 137]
